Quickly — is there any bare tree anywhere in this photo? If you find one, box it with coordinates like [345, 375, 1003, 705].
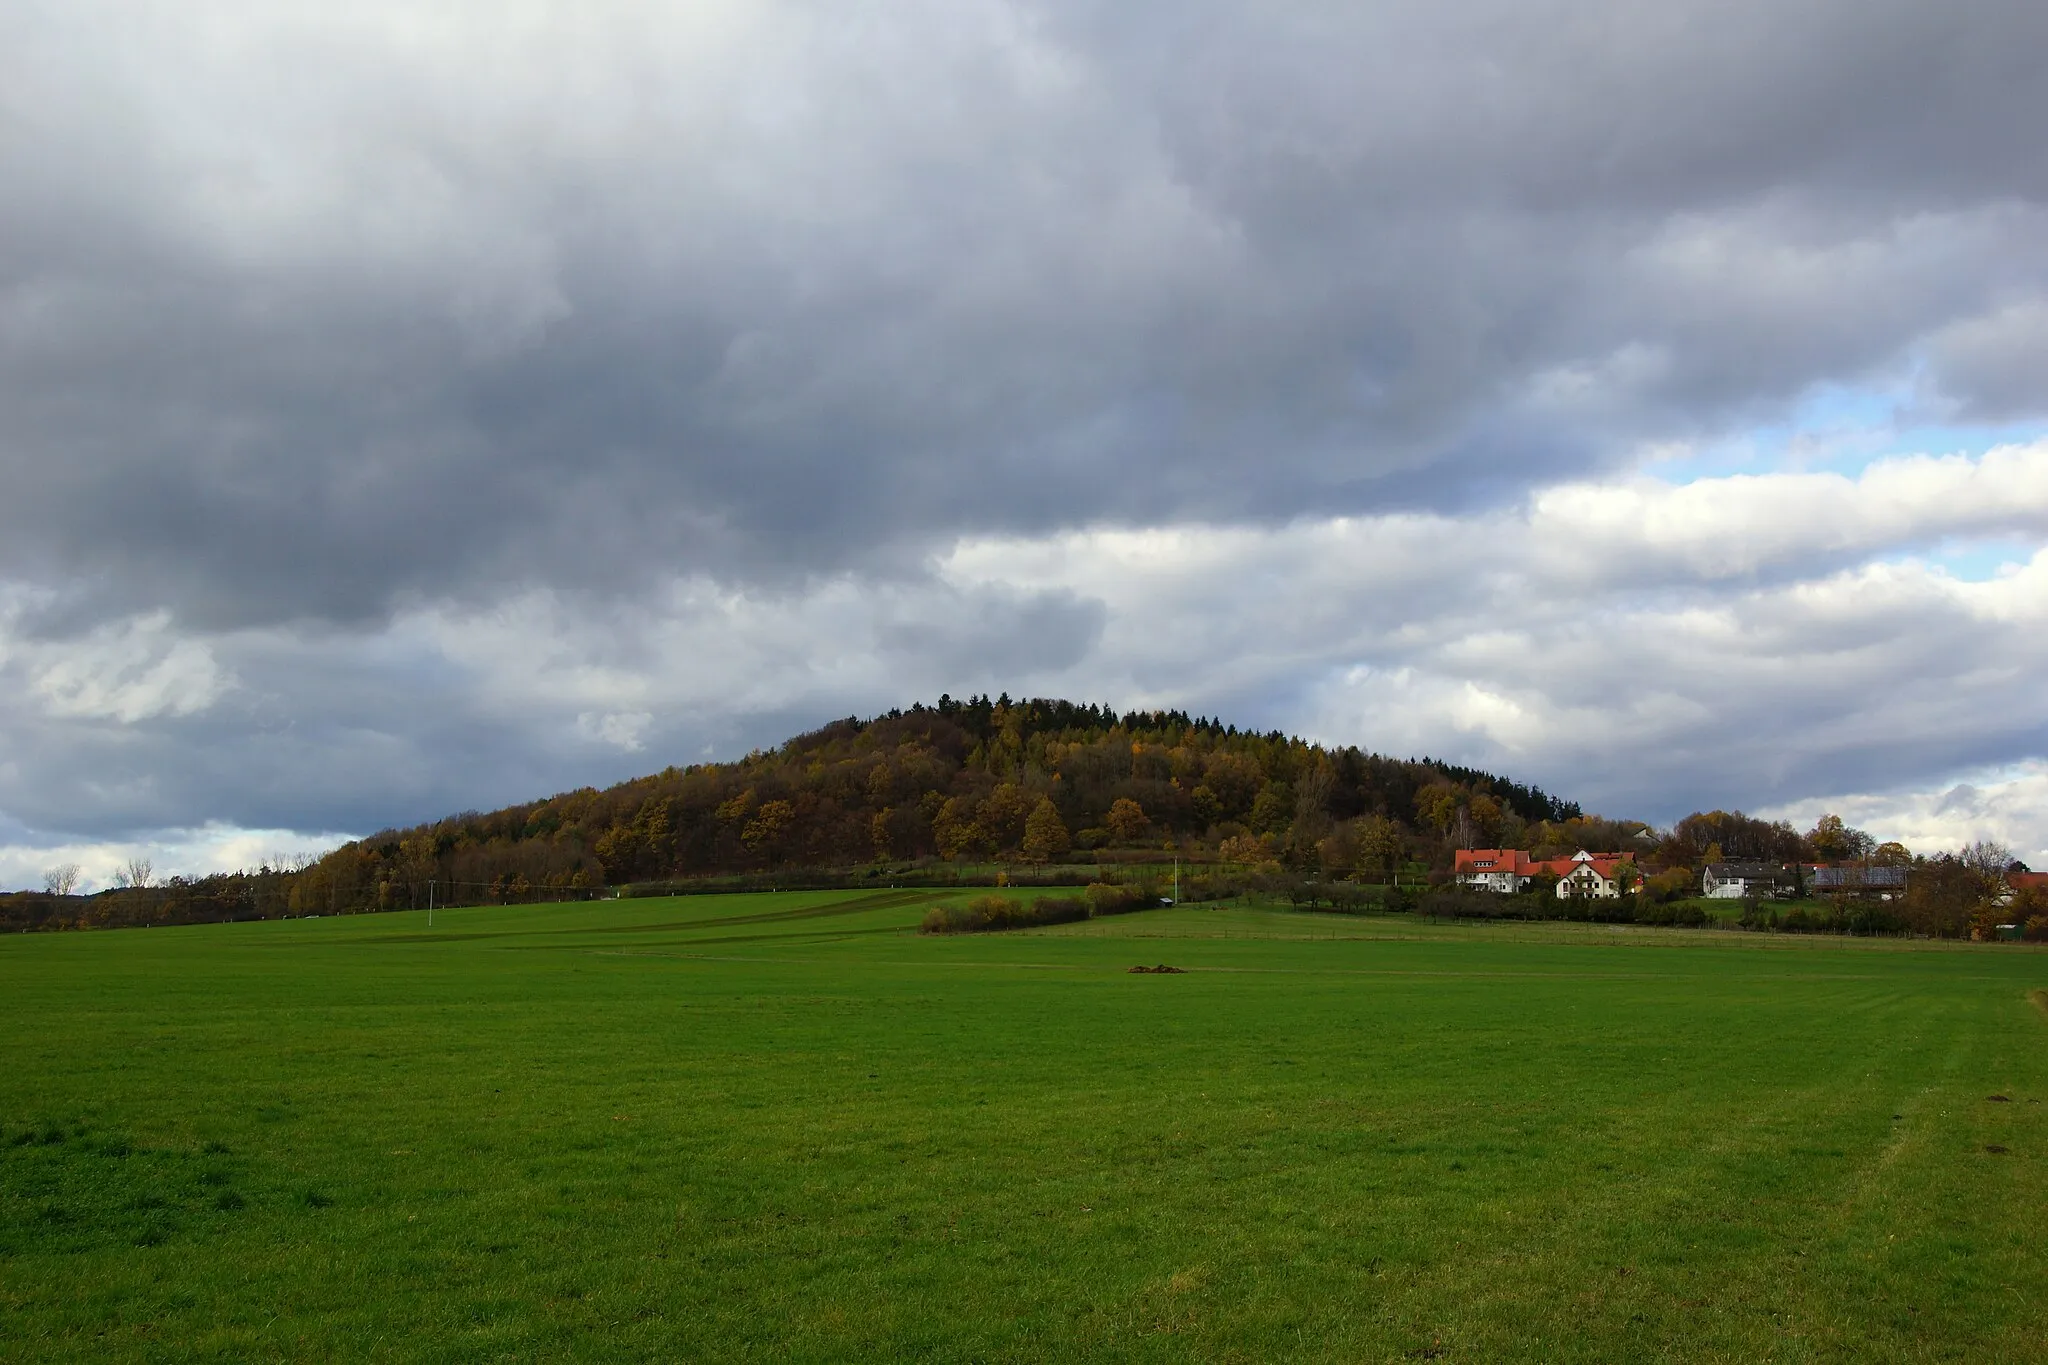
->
[42, 863, 81, 895]
[118, 856, 154, 890]
[1960, 839, 2015, 877]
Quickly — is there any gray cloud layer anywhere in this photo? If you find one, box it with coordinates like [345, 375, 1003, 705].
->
[5, 0, 2046, 629]
[3, 1, 2048, 873]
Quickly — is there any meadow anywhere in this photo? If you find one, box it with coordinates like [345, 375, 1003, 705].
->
[3, 891, 2044, 1362]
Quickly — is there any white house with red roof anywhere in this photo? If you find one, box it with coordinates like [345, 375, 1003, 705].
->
[1454, 848, 1633, 898]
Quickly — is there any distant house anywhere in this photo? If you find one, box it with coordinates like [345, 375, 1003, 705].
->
[1995, 869, 2048, 907]
[1806, 865, 1908, 900]
[1555, 851, 1627, 900]
[1452, 848, 1538, 893]
[1455, 848, 1632, 899]
[1702, 862, 1797, 899]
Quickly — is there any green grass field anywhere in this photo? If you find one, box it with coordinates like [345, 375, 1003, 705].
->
[4, 892, 2045, 1362]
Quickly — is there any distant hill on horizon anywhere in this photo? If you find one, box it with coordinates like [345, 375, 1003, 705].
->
[292, 694, 1593, 910]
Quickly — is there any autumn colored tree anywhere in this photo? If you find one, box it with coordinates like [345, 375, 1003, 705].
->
[934, 798, 994, 860]
[1248, 784, 1293, 835]
[1355, 816, 1404, 882]
[742, 800, 796, 853]
[1902, 856, 1992, 938]
[1021, 798, 1071, 861]
[1467, 792, 1504, 845]
[1106, 798, 1150, 843]
[1807, 813, 1874, 863]
[980, 783, 1033, 850]
[1414, 781, 1463, 835]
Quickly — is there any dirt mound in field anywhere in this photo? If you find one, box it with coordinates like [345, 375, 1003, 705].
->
[1128, 964, 1186, 974]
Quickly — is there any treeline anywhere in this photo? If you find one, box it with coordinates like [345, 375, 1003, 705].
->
[295, 694, 1583, 912]
[0, 867, 304, 933]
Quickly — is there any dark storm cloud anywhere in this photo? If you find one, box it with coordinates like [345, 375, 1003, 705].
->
[4, 0, 2046, 632]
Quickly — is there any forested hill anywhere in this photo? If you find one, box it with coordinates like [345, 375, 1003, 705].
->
[295, 695, 1584, 908]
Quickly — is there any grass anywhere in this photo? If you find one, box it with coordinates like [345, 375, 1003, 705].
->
[2, 890, 2045, 1361]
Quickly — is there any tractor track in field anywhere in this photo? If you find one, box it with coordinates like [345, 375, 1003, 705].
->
[574, 889, 935, 935]
[320, 890, 938, 946]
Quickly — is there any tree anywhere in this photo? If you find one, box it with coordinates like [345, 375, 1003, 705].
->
[1807, 814, 1874, 863]
[1021, 798, 1071, 861]
[741, 799, 796, 852]
[981, 783, 1033, 850]
[1218, 833, 1274, 866]
[1959, 839, 2015, 877]
[1467, 792, 1504, 845]
[1293, 765, 1336, 844]
[1248, 784, 1293, 835]
[42, 863, 81, 896]
[1902, 855, 1991, 938]
[1106, 798, 1150, 843]
[1414, 781, 1463, 835]
[1871, 841, 1912, 867]
[934, 798, 994, 860]
[1669, 810, 1804, 864]
[1356, 816, 1403, 882]
[114, 857, 153, 890]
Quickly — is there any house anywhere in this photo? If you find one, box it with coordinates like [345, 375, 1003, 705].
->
[1994, 869, 2048, 908]
[1702, 862, 1797, 899]
[1555, 851, 1628, 899]
[1454, 848, 1634, 898]
[1452, 848, 1538, 893]
[1805, 865, 1908, 899]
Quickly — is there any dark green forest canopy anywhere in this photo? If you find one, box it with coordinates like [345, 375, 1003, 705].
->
[300, 695, 1581, 901]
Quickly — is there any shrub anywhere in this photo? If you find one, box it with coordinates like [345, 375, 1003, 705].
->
[1645, 867, 1696, 903]
[1417, 888, 1501, 919]
[1028, 895, 1089, 925]
[920, 893, 1090, 934]
[1086, 882, 1152, 916]
[920, 905, 973, 934]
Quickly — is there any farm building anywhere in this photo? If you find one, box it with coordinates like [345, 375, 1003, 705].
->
[1805, 865, 1908, 899]
[1702, 862, 1799, 899]
[1454, 848, 1633, 898]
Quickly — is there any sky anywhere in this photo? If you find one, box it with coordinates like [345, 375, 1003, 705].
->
[4, 0, 2048, 891]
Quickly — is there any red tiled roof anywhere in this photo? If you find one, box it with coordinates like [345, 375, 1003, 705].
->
[1453, 848, 1525, 873]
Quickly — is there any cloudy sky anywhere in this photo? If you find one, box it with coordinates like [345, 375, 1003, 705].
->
[5, 0, 2048, 890]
